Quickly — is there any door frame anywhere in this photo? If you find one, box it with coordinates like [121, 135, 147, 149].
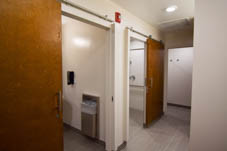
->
[61, 12, 115, 151]
[125, 29, 147, 142]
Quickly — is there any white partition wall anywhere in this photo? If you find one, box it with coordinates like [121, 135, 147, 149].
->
[190, 0, 227, 150]
[167, 47, 193, 107]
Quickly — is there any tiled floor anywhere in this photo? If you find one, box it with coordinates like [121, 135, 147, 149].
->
[64, 125, 105, 151]
[121, 105, 191, 151]
[64, 105, 190, 151]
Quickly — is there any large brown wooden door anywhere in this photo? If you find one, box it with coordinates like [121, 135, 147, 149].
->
[0, 1, 63, 151]
[145, 38, 164, 126]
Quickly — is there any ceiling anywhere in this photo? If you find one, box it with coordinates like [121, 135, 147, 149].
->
[110, 0, 194, 31]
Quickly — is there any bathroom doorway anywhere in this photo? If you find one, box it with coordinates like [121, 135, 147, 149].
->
[61, 12, 114, 151]
[128, 35, 147, 139]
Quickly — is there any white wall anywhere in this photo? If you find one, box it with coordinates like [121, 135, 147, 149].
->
[62, 16, 109, 141]
[189, 0, 227, 151]
[164, 28, 194, 49]
[129, 50, 144, 86]
[167, 47, 193, 107]
[129, 87, 144, 111]
[130, 39, 145, 50]
[129, 51, 144, 86]
[163, 28, 193, 111]
[62, 0, 162, 149]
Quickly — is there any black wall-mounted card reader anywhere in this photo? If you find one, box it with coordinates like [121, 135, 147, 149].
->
[67, 71, 74, 85]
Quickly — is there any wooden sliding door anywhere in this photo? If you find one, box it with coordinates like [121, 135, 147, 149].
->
[0, 0, 63, 151]
[145, 38, 164, 126]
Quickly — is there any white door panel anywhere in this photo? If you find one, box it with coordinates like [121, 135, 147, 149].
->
[167, 47, 193, 106]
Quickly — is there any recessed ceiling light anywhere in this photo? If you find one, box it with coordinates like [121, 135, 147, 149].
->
[166, 5, 178, 13]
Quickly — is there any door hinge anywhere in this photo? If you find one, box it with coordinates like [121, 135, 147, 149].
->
[112, 96, 114, 102]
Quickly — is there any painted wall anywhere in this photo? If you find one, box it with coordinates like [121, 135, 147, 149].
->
[129, 40, 144, 111]
[61, 0, 162, 148]
[129, 50, 144, 86]
[62, 16, 109, 141]
[129, 87, 144, 111]
[189, 0, 227, 151]
[164, 28, 193, 48]
[130, 39, 145, 50]
[167, 47, 193, 107]
[163, 28, 193, 111]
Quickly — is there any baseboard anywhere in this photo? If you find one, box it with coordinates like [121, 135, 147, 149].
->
[64, 123, 82, 134]
[63, 123, 105, 146]
[167, 103, 191, 109]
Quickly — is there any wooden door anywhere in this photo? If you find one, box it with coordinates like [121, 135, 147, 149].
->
[0, 1, 63, 151]
[145, 38, 164, 126]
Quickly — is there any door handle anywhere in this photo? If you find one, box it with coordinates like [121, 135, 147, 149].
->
[56, 91, 62, 118]
[146, 77, 153, 88]
[129, 75, 136, 81]
[150, 78, 153, 88]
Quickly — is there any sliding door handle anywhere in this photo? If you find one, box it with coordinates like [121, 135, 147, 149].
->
[150, 78, 153, 88]
[146, 77, 153, 88]
[56, 91, 62, 118]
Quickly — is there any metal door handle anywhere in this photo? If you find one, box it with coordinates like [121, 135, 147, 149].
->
[56, 91, 62, 118]
[130, 75, 136, 81]
[146, 77, 153, 88]
[150, 78, 153, 88]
